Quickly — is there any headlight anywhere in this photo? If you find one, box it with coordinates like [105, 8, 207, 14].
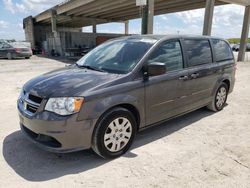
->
[45, 97, 84, 115]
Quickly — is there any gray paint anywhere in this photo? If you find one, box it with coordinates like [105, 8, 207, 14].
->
[18, 35, 236, 153]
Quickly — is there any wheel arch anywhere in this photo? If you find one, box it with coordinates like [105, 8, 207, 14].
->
[222, 79, 230, 91]
[94, 103, 141, 132]
[211, 77, 231, 97]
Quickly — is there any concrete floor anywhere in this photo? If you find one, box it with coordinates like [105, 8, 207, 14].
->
[0, 56, 249, 188]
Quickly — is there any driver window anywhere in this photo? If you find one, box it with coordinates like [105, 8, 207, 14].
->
[146, 41, 183, 72]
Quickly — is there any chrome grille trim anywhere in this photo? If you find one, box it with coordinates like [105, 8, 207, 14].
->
[20, 91, 43, 115]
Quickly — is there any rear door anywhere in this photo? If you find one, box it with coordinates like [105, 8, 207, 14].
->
[182, 38, 216, 108]
[210, 39, 235, 92]
[144, 40, 193, 125]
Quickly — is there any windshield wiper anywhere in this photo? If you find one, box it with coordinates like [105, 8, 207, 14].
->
[76, 64, 105, 72]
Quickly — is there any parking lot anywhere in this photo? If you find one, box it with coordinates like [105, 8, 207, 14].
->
[0, 56, 250, 188]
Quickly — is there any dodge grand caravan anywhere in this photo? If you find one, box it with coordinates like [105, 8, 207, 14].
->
[18, 35, 235, 158]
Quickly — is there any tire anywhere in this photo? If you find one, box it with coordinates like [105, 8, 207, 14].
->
[25, 57, 30, 59]
[7, 53, 12, 60]
[92, 107, 137, 159]
[207, 83, 228, 112]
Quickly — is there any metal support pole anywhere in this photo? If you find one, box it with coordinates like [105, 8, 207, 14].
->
[51, 9, 57, 36]
[147, 0, 154, 34]
[93, 23, 97, 33]
[141, 3, 148, 34]
[23, 16, 35, 49]
[141, 0, 154, 34]
[203, 0, 215, 36]
[124, 20, 129, 35]
[238, 6, 250, 62]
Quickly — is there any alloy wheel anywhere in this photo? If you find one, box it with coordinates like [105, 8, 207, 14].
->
[216, 86, 227, 108]
[104, 117, 132, 152]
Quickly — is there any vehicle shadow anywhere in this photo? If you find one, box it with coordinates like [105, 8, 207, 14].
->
[2, 108, 214, 182]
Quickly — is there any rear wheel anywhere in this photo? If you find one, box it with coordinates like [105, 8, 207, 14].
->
[7, 53, 12, 60]
[92, 107, 137, 159]
[207, 83, 228, 112]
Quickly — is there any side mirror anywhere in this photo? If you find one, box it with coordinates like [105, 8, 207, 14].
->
[144, 62, 166, 78]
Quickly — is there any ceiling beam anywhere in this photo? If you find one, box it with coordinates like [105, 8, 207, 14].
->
[67, 0, 130, 16]
[75, 0, 135, 17]
[56, 0, 95, 15]
[35, 11, 52, 22]
[102, 0, 205, 20]
[219, 0, 250, 6]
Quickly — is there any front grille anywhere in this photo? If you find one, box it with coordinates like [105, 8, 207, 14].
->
[26, 104, 38, 113]
[21, 92, 43, 115]
[28, 94, 43, 104]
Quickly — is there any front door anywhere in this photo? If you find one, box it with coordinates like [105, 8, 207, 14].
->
[144, 40, 193, 125]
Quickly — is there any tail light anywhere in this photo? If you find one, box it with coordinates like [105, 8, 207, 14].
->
[15, 48, 21, 53]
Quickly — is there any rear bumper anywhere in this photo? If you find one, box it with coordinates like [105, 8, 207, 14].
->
[229, 77, 236, 94]
[15, 52, 32, 58]
[18, 103, 97, 153]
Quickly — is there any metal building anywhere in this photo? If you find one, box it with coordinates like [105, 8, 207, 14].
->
[23, 0, 250, 61]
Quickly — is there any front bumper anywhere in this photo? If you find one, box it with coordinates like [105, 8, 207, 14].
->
[18, 99, 97, 153]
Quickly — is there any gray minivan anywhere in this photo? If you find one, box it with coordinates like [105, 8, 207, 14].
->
[18, 35, 236, 158]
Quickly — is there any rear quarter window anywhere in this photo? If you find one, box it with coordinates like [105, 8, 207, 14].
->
[184, 39, 212, 67]
[212, 39, 233, 62]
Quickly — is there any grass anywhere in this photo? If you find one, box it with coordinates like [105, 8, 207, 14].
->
[228, 38, 250, 44]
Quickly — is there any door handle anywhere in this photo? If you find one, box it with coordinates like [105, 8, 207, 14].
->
[191, 73, 199, 79]
[179, 75, 189, 81]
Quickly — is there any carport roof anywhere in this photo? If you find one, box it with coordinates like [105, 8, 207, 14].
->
[34, 0, 250, 27]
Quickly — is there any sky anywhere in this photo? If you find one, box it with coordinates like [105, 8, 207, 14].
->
[0, 0, 246, 41]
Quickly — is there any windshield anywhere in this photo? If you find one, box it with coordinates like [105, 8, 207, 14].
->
[10, 42, 31, 48]
[76, 38, 156, 74]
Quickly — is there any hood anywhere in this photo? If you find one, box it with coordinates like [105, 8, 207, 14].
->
[23, 65, 122, 98]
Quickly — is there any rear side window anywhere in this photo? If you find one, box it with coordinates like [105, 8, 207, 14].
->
[2, 44, 11, 49]
[212, 39, 233, 62]
[184, 39, 212, 66]
[146, 41, 183, 72]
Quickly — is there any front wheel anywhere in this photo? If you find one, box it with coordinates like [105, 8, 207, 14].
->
[92, 107, 137, 159]
[207, 83, 228, 112]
